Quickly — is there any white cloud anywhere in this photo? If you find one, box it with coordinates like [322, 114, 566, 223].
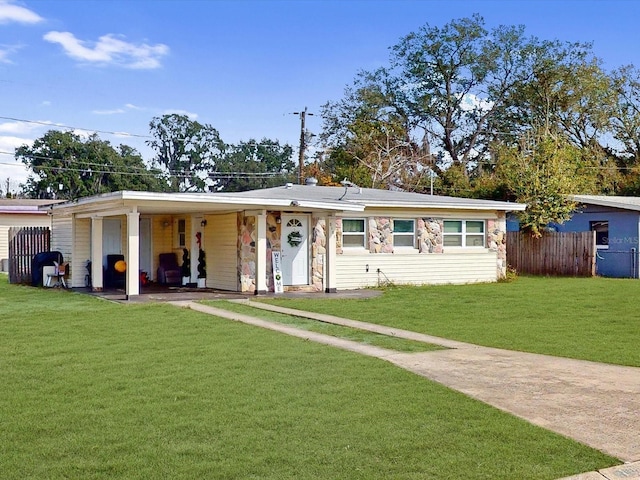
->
[92, 108, 125, 115]
[0, 134, 31, 150]
[0, 43, 22, 63]
[0, 135, 33, 184]
[163, 109, 198, 120]
[92, 103, 147, 115]
[0, 120, 45, 135]
[43, 31, 169, 69]
[0, 1, 43, 24]
[459, 93, 493, 112]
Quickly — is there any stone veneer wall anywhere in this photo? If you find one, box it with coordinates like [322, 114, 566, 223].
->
[417, 218, 444, 253]
[237, 212, 256, 293]
[369, 217, 394, 253]
[487, 212, 507, 278]
[237, 212, 507, 291]
[335, 218, 343, 254]
[237, 211, 283, 293]
[310, 216, 325, 291]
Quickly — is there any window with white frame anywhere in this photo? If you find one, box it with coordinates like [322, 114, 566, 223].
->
[443, 220, 485, 247]
[590, 221, 609, 249]
[393, 219, 415, 247]
[177, 218, 186, 248]
[342, 218, 366, 248]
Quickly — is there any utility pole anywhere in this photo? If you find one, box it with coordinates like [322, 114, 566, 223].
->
[292, 107, 313, 184]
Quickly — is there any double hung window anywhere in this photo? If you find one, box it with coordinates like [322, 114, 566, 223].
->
[177, 218, 186, 248]
[342, 219, 366, 248]
[393, 219, 415, 247]
[443, 220, 485, 247]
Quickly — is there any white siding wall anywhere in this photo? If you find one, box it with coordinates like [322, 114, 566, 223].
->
[50, 214, 74, 282]
[207, 213, 237, 291]
[335, 251, 498, 289]
[72, 218, 91, 288]
[0, 214, 52, 271]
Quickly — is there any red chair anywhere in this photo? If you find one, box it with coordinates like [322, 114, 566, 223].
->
[157, 253, 181, 285]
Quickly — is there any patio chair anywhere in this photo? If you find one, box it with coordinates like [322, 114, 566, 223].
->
[46, 261, 68, 288]
[157, 253, 182, 285]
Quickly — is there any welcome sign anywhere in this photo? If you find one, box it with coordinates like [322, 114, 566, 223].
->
[272, 251, 284, 294]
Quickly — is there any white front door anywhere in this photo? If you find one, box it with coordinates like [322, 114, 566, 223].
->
[281, 214, 309, 285]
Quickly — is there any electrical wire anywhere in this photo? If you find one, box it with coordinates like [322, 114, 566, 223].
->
[0, 115, 153, 139]
[0, 115, 298, 149]
[0, 161, 291, 179]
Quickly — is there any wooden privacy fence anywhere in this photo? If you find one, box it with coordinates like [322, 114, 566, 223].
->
[506, 231, 596, 276]
[8, 227, 50, 284]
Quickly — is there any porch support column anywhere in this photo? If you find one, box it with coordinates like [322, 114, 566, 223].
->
[126, 210, 140, 298]
[91, 216, 103, 291]
[324, 214, 337, 293]
[255, 210, 268, 295]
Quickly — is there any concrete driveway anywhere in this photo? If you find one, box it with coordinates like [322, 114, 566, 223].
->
[173, 300, 640, 477]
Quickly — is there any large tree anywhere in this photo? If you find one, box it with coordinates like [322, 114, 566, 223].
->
[322, 15, 546, 187]
[322, 14, 632, 203]
[147, 114, 224, 192]
[495, 129, 598, 236]
[321, 68, 432, 190]
[16, 130, 166, 199]
[213, 139, 295, 192]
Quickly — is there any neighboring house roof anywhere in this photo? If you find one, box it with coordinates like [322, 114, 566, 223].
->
[0, 199, 63, 215]
[46, 185, 526, 215]
[570, 195, 640, 213]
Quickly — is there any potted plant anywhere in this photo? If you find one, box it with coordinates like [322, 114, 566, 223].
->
[181, 248, 190, 286]
[197, 248, 206, 288]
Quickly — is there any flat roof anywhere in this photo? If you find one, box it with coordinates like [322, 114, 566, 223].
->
[0, 199, 63, 214]
[571, 195, 640, 212]
[46, 185, 526, 215]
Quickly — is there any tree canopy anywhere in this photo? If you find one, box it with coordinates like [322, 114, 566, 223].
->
[319, 14, 640, 232]
[147, 114, 224, 192]
[14, 115, 296, 198]
[214, 139, 296, 192]
[16, 131, 167, 199]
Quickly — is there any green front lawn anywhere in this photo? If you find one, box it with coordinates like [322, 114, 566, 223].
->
[261, 276, 640, 367]
[0, 276, 617, 479]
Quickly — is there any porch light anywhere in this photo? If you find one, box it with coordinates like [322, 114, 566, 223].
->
[200, 219, 207, 227]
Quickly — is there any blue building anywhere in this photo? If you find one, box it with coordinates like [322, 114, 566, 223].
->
[555, 196, 640, 278]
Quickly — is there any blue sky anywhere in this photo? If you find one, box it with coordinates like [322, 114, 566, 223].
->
[2, 0, 640, 191]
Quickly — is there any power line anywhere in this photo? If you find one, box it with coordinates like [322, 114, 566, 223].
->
[0, 115, 153, 139]
[0, 115, 296, 148]
[0, 160, 291, 179]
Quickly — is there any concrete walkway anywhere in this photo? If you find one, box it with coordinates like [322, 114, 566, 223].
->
[170, 300, 640, 479]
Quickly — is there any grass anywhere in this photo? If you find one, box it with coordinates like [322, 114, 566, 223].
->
[259, 276, 640, 367]
[201, 300, 443, 353]
[0, 275, 618, 479]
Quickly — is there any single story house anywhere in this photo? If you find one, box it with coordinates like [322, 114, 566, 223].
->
[44, 183, 526, 297]
[0, 199, 63, 272]
[555, 195, 640, 278]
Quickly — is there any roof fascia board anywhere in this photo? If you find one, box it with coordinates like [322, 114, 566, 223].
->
[357, 201, 526, 211]
[75, 207, 136, 219]
[359, 207, 501, 219]
[48, 192, 365, 215]
[571, 196, 640, 212]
